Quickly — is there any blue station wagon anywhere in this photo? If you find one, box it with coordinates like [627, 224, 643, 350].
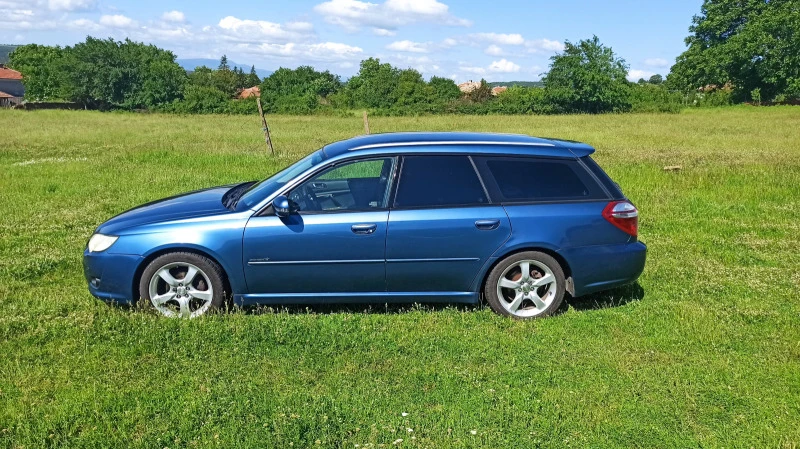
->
[84, 132, 646, 319]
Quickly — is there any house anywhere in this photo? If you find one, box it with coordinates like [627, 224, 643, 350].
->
[458, 81, 481, 94]
[239, 86, 260, 99]
[0, 64, 24, 107]
[491, 86, 508, 96]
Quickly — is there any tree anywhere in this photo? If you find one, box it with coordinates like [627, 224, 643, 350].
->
[8, 44, 69, 101]
[64, 37, 186, 109]
[218, 55, 229, 71]
[542, 35, 631, 113]
[668, 0, 800, 100]
[466, 79, 493, 103]
[246, 65, 260, 87]
[346, 58, 400, 109]
[648, 74, 664, 85]
[393, 68, 427, 107]
[259, 66, 342, 113]
[426, 76, 461, 103]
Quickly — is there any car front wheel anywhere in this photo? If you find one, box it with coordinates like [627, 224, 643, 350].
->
[484, 251, 565, 319]
[138, 252, 226, 318]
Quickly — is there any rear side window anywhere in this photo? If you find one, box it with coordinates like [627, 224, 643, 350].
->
[394, 155, 488, 208]
[580, 156, 624, 199]
[476, 156, 607, 202]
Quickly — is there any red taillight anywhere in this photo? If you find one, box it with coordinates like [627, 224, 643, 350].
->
[602, 201, 639, 237]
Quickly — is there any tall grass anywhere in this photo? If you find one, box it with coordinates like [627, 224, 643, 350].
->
[0, 107, 799, 448]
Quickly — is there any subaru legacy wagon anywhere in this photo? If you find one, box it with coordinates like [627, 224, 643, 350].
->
[84, 132, 646, 319]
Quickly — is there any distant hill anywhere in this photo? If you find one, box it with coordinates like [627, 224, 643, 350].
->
[0, 44, 20, 64]
[176, 58, 272, 79]
[488, 81, 544, 88]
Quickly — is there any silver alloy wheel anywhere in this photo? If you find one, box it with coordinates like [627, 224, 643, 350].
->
[496, 259, 557, 318]
[148, 262, 214, 318]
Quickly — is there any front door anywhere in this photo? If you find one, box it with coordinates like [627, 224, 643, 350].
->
[243, 157, 396, 297]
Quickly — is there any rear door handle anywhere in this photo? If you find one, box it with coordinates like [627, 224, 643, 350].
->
[351, 224, 377, 235]
[475, 219, 501, 230]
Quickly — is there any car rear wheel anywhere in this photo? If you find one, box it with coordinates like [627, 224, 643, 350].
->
[484, 251, 565, 319]
[138, 252, 226, 318]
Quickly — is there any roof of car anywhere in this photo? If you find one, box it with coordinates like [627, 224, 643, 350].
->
[321, 132, 595, 159]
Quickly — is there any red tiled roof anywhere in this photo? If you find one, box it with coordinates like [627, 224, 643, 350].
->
[239, 86, 260, 99]
[0, 67, 23, 80]
[0, 91, 13, 98]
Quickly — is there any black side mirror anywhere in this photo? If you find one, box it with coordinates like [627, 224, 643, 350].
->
[273, 195, 294, 218]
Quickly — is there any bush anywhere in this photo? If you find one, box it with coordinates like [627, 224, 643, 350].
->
[629, 84, 683, 113]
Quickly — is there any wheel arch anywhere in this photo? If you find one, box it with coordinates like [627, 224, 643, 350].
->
[132, 245, 234, 302]
[478, 246, 574, 297]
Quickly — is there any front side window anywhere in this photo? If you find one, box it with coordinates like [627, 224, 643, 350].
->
[394, 155, 488, 208]
[288, 157, 395, 212]
[236, 150, 326, 210]
[478, 157, 606, 202]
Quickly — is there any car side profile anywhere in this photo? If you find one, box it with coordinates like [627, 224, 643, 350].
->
[83, 132, 646, 319]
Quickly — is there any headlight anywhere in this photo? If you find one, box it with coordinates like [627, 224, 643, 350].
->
[87, 234, 119, 253]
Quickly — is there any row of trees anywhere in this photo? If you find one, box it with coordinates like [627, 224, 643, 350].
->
[9, 38, 262, 111]
[9, 0, 799, 114]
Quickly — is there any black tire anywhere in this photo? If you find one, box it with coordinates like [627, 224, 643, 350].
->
[138, 252, 227, 317]
[483, 251, 566, 319]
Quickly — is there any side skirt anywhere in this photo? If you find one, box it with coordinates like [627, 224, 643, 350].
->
[234, 291, 479, 307]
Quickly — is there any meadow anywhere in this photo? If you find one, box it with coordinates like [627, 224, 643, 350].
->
[1, 108, 799, 448]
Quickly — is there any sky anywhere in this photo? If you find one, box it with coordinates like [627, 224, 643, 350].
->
[0, 0, 701, 82]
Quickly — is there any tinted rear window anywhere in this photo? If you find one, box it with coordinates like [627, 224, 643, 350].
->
[477, 157, 606, 202]
[580, 156, 624, 199]
[394, 155, 488, 208]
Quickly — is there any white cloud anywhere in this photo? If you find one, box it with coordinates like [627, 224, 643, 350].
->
[387, 40, 428, 53]
[460, 65, 486, 75]
[644, 58, 669, 68]
[161, 10, 185, 23]
[238, 41, 363, 62]
[67, 18, 101, 31]
[373, 28, 396, 36]
[48, 0, 95, 11]
[0, 0, 56, 29]
[216, 16, 315, 44]
[442, 37, 458, 47]
[99, 14, 138, 29]
[484, 44, 503, 56]
[314, 0, 470, 32]
[470, 32, 524, 45]
[489, 58, 520, 73]
[526, 38, 563, 53]
[628, 69, 657, 81]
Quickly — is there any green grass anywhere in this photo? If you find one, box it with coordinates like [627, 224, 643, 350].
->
[1, 108, 799, 448]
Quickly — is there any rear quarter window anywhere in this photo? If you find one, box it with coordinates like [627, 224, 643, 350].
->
[580, 156, 625, 199]
[475, 156, 608, 202]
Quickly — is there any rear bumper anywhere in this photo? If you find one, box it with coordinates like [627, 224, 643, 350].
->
[560, 241, 646, 297]
[83, 250, 142, 305]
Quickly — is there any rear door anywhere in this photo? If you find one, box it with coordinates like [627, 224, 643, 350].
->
[385, 155, 511, 293]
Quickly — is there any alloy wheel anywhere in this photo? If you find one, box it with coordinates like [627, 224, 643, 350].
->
[148, 262, 214, 318]
[495, 259, 558, 318]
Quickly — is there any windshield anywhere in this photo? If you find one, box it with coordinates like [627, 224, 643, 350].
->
[235, 150, 326, 211]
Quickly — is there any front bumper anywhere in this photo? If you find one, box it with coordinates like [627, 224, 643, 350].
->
[83, 250, 143, 305]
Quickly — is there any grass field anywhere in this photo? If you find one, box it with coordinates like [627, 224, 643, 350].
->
[1, 108, 799, 448]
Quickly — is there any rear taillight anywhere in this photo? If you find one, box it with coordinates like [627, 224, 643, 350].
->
[602, 201, 639, 238]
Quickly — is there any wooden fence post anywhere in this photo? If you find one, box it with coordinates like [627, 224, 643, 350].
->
[257, 98, 274, 155]
[363, 111, 370, 135]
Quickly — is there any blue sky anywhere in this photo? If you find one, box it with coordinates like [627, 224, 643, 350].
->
[1, 0, 701, 82]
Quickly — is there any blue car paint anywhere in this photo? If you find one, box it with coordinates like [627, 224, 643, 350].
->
[83, 132, 646, 307]
[385, 206, 511, 292]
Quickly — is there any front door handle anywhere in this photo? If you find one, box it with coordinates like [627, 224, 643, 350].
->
[475, 219, 501, 230]
[351, 224, 377, 235]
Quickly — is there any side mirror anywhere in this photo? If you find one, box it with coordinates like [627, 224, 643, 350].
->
[273, 195, 294, 218]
